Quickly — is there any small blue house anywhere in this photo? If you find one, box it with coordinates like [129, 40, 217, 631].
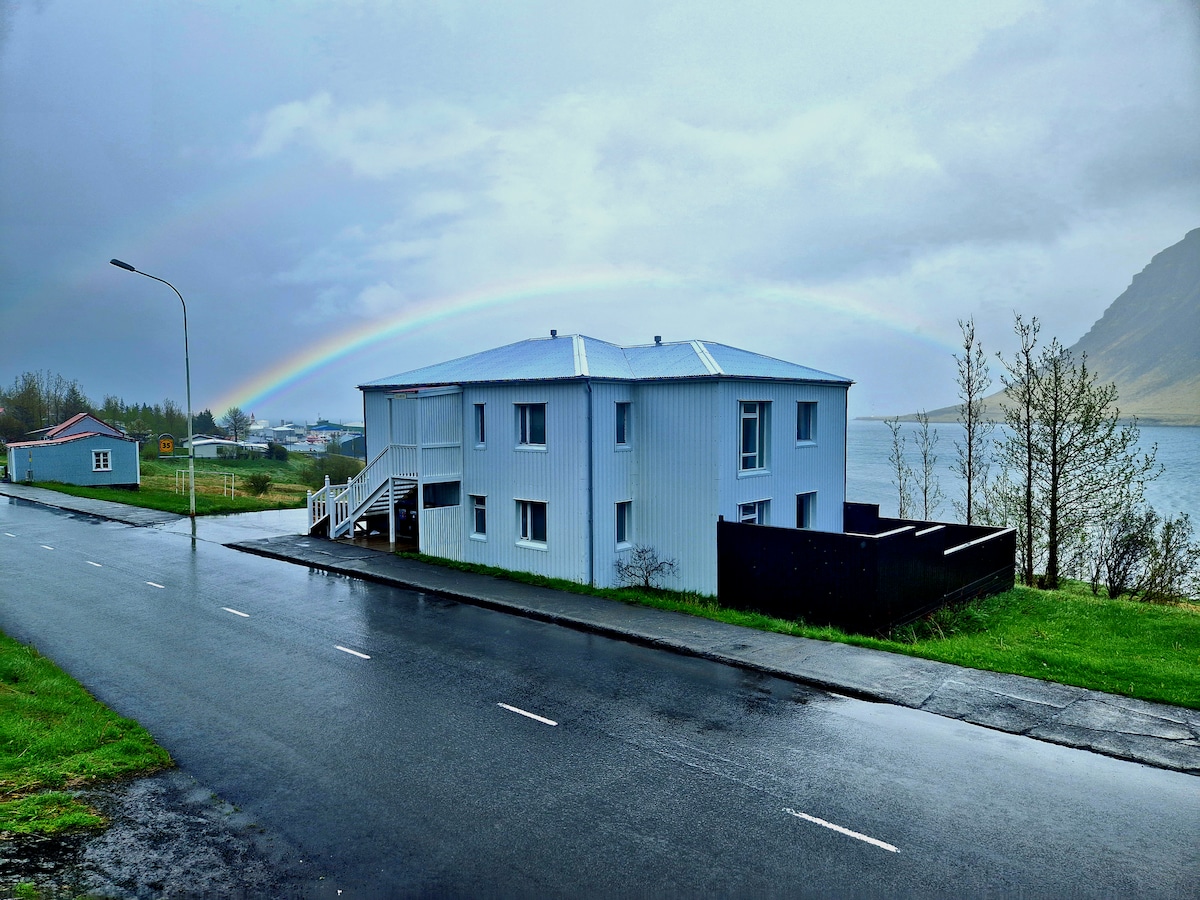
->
[7, 413, 141, 488]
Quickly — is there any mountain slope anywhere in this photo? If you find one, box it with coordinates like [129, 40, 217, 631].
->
[1069, 227, 1200, 425]
[907, 229, 1200, 426]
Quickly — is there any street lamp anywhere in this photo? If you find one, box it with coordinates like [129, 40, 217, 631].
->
[109, 258, 196, 517]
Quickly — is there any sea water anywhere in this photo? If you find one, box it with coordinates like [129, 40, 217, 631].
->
[846, 420, 1200, 526]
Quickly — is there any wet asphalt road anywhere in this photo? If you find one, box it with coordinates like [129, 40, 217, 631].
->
[1, 499, 1197, 897]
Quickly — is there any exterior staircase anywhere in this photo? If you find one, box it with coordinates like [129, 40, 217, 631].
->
[307, 444, 417, 540]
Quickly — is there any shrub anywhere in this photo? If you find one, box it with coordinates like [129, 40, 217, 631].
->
[246, 473, 272, 496]
[614, 545, 679, 590]
[266, 442, 289, 461]
[302, 454, 364, 489]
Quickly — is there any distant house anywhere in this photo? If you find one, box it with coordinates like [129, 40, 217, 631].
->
[309, 334, 853, 594]
[7, 413, 140, 488]
[186, 436, 242, 459]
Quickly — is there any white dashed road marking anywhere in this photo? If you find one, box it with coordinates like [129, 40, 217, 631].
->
[146, 582, 165, 589]
[41, 545, 54, 550]
[498, 703, 558, 726]
[87, 561, 102, 567]
[222, 607, 250, 618]
[336, 645, 370, 659]
[783, 808, 898, 853]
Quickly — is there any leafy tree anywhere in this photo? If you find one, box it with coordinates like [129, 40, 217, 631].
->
[885, 417, 914, 519]
[221, 407, 251, 441]
[997, 316, 1159, 589]
[193, 409, 218, 436]
[266, 442, 289, 461]
[1142, 514, 1200, 604]
[952, 317, 993, 524]
[614, 545, 679, 590]
[996, 315, 1042, 586]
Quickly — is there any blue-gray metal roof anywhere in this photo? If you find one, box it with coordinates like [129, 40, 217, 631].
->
[361, 335, 852, 389]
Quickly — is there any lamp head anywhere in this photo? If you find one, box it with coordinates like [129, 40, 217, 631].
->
[109, 258, 136, 272]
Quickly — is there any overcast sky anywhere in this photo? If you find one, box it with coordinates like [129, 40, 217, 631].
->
[2, 1, 1197, 424]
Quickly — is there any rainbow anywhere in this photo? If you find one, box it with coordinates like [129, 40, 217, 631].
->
[211, 267, 956, 414]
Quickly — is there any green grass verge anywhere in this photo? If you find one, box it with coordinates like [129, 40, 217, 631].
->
[399, 552, 1200, 709]
[0, 633, 172, 836]
[31, 481, 303, 516]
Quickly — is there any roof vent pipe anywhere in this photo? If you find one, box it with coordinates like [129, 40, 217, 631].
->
[550, 329, 557, 338]
[654, 335, 662, 346]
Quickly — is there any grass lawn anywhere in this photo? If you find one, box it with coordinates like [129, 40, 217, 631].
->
[400, 552, 1200, 709]
[29, 455, 319, 516]
[0, 633, 171, 836]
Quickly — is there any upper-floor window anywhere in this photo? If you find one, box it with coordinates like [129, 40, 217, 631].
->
[92, 450, 112, 472]
[739, 499, 769, 525]
[474, 404, 486, 446]
[796, 402, 816, 443]
[740, 401, 769, 471]
[517, 403, 546, 446]
[616, 402, 631, 447]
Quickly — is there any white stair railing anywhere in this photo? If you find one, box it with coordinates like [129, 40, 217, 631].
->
[308, 445, 418, 539]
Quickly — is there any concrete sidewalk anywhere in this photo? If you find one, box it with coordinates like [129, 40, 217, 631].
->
[4, 482, 1198, 775]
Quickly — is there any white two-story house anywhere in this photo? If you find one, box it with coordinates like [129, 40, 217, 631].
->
[309, 334, 852, 595]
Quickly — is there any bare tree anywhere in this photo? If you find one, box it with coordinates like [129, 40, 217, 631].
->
[952, 317, 993, 524]
[913, 410, 944, 520]
[614, 545, 679, 590]
[885, 417, 914, 519]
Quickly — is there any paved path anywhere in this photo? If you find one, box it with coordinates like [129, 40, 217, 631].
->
[3, 481, 1197, 774]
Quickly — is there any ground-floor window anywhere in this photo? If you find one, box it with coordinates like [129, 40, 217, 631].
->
[423, 481, 461, 509]
[517, 499, 547, 545]
[796, 492, 816, 529]
[616, 500, 632, 548]
[470, 495, 487, 538]
[92, 450, 112, 472]
[738, 499, 769, 525]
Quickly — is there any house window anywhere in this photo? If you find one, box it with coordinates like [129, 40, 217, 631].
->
[616, 501, 632, 548]
[517, 403, 546, 446]
[796, 402, 816, 443]
[739, 499, 769, 525]
[616, 402, 631, 447]
[740, 401, 769, 471]
[471, 495, 487, 538]
[796, 492, 816, 529]
[474, 404, 486, 446]
[92, 450, 112, 472]
[422, 481, 461, 509]
[518, 499, 548, 545]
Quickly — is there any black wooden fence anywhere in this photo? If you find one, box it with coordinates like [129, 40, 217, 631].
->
[717, 502, 1015, 634]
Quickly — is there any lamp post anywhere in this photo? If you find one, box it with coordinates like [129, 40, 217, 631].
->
[109, 259, 196, 517]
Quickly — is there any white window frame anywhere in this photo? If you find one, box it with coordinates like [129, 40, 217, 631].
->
[796, 492, 816, 529]
[517, 403, 547, 448]
[738, 499, 769, 525]
[517, 499, 548, 547]
[615, 402, 631, 448]
[796, 401, 816, 444]
[92, 449, 112, 472]
[615, 500, 632, 549]
[740, 401, 769, 472]
[470, 494, 487, 539]
[474, 404, 486, 447]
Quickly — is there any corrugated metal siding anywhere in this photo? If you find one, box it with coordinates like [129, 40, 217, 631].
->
[624, 381, 721, 594]
[421, 505, 462, 558]
[719, 380, 847, 533]
[389, 394, 417, 447]
[458, 382, 590, 582]
[362, 390, 391, 459]
[588, 382, 637, 589]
